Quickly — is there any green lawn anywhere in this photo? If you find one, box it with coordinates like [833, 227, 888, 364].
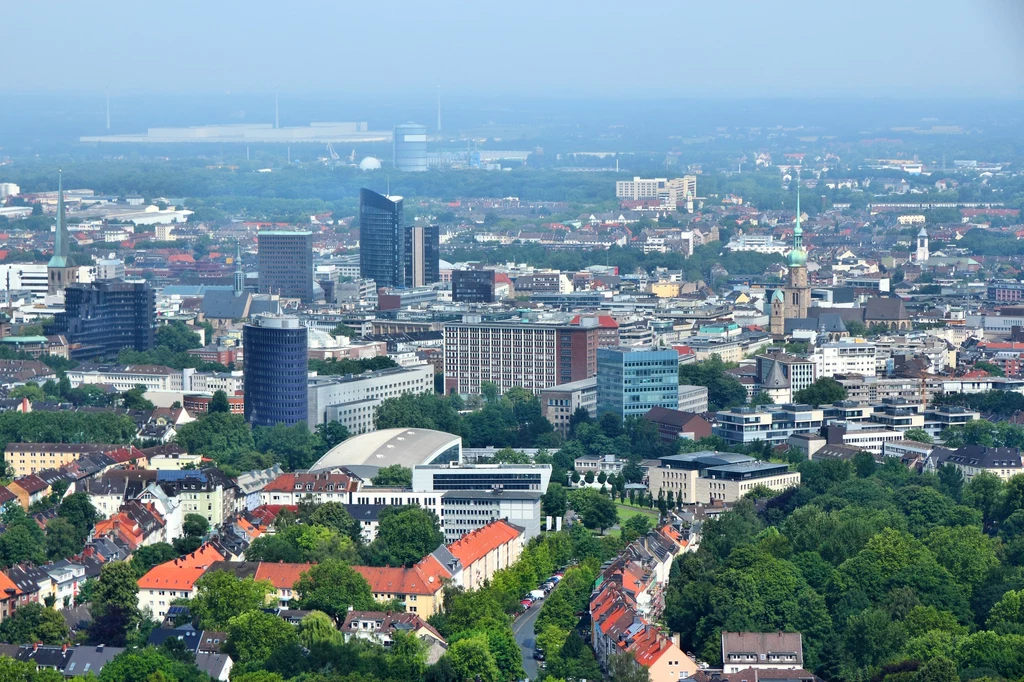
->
[615, 503, 660, 524]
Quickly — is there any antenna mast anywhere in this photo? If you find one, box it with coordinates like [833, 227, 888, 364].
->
[436, 85, 441, 133]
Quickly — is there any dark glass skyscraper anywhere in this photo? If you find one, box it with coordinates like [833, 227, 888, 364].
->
[257, 231, 314, 302]
[243, 315, 308, 427]
[405, 224, 440, 287]
[46, 281, 155, 359]
[359, 189, 405, 289]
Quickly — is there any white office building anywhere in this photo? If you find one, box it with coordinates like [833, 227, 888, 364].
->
[812, 339, 877, 378]
[307, 364, 434, 432]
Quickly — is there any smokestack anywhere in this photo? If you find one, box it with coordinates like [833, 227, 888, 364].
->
[436, 85, 441, 133]
[105, 93, 111, 130]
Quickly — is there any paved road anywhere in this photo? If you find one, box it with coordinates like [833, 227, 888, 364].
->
[513, 599, 542, 680]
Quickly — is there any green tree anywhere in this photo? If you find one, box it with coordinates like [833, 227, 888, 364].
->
[315, 420, 350, 451]
[45, 517, 82, 560]
[988, 589, 1024, 634]
[793, 377, 848, 407]
[9, 385, 45, 402]
[156, 321, 202, 353]
[0, 603, 68, 645]
[98, 645, 209, 682]
[750, 391, 774, 407]
[174, 411, 263, 473]
[191, 570, 274, 630]
[297, 610, 343, 648]
[182, 513, 210, 539]
[608, 652, 652, 682]
[121, 385, 154, 410]
[904, 428, 934, 444]
[542, 482, 568, 519]
[0, 656, 65, 682]
[208, 389, 231, 414]
[445, 634, 501, 682]
[371, 505, 444, 566]
[975, 361, 1006, 377]
[88, 561, 141, 646]
[226, 609, 300, 666]
[372, 464, 413, 488]
[253, 421, 324, 471]
[678, 355, 747, 411]
[57, 492, 98, 540]
[923, 525, 1000, 594]
[131, 543, 178, 578]
[306, 502, 361, 542]
[568, 487, 619, 533]
[292, 559, 375, 618]
[621, 514, 653, 544]
[330, 323, 359, 338]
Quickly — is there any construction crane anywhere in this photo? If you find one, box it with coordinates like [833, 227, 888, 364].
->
[326, 142, 340, 162]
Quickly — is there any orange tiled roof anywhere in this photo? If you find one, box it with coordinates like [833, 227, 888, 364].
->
[0, 570, 21, 598]
[254, 562, 311, 590]
[137, 544, 225, 591]
[353, 565, 445, 597]
[262, 472, 358, 494]
[446, 519, 520, 568]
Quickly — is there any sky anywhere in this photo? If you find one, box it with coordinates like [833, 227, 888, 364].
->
[2, 0, 1023, 98]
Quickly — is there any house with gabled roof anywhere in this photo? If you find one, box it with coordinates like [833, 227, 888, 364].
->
[137, 544, 225, 620]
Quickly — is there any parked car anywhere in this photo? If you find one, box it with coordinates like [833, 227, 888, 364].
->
[529, 589, 545, 600]
[533, 649, 545, 661]
[520, 599, 533, 608]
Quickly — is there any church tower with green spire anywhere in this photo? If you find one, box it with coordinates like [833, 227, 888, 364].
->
[770, 173, 811, 336]
[48, 172, 79, 295]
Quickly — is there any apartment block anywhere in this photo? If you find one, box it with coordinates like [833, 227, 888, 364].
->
[307, 364, 434, 431]
[443, 317, 598, 395]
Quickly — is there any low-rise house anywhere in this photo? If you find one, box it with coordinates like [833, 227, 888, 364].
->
[345, 504, 387, 543]
[721, 632, 804, 673]
[340, 610, 446, 651]
[644, 407, 712, 443]
[195, 652, 233, 681]
[929, 444, 1023, 481]
[235, 465, 284, 511]
[254, 562, 311, 608]
[7, 475, 51, 509]
[137, 544, 225, 620]
[62, 644, 125, 677]
[258, 471, 359, 506]
[7, 563, 52, 607]
[45, 561, 86, 609]
[0, 571, 20, 621]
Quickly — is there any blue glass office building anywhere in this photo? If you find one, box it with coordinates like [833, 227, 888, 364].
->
[243, 315, 308, 427]
[596, 347, 679, 420]
[359, 189, 405, 289]
[394, 123, 428, 172]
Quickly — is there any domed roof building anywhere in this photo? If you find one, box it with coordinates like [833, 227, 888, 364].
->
[358, 156, 382, 171]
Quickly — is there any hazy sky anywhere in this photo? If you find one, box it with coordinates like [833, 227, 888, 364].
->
[4, 0, 1022, 97]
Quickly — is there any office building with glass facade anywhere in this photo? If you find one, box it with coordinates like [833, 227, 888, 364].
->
[359, 189, 405, 289]
[596, 346, 679, 420]
[257, 230, 314, 302]
[243, 315, 308, 427]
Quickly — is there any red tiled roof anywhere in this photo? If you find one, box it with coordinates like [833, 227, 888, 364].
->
[262, 472, 358, 494]
[353, 564, 445, 597]
[446, 520, 520, 568]
[254, 562, 311, 590]
[137, 544, 225, 591]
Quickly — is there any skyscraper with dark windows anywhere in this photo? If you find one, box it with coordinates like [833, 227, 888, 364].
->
[257, 230, 314, 302]
[359, 189, 405, 289]
[46, 281, 156, 359]
[243, 315, 308, 427]
[405, 224, 440, 287]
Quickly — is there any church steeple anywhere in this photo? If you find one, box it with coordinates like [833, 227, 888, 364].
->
[48, 171, 69, 269]
[787, 172, 807, 268]
[47, 171, 78, 296]
[233, 242, 245, 296]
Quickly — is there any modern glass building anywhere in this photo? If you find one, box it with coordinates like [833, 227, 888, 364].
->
[257, 231, 314, 302]
[359, 189, 405, 289]
[404, 224, 440, 287]
[394, 123, 428, 172]
[46, 281, 156, 359]
[243, 315, 308, 427]
[596, 346, 680, 420]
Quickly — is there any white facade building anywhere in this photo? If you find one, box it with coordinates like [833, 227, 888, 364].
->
[812, 339, 877, 378]
[307, 363, 433, 431]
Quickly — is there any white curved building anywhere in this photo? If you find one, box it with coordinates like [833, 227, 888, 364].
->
[309, 428, 461, 480]
[359, 156, 382, 170]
